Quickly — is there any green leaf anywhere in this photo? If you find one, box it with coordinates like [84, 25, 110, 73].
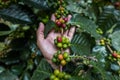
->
[22, 72, 31, 80]
[66, 1, 96, 20]
[0, 42, 5, 51]
[0, 71, 18, 80]
[21, 0, 49, 10]
[92, 46, 107, 61]
[110, 64, 120, 71]
[0, 5, 32, 24]
[44, 20, 56, 38]
[70, 76, 86, 80]
[70, 33, 94, 55]
[0, 51, 20, 65]
[69, 14, 101, 39]
[11, 65, 24, 75]
[0, 66, 5, 74]
[0, 31, 12, 36]
[31, 59, 52, 80]
[111, 30, 120, 51]
[97, 6, 118, 34]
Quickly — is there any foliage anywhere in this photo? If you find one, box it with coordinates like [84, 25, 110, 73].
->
[0, 0, 120, 80]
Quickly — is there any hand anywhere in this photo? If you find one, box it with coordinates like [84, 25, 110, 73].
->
[37, 14, 75, 68]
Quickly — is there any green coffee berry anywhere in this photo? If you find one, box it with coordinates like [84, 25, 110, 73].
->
[57, 43, 62, 48]
[63, 44, 68, 48]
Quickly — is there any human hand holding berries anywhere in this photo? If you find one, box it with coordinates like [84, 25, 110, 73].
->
[37, 14, 75, 69]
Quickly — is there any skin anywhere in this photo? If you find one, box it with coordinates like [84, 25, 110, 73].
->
[37, 14, 75, 69]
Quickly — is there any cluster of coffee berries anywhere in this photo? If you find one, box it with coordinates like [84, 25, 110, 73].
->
[108, 51, 120, 62]
[55, 6, 69, 19]
[54, 0, 70, 31]
[52, 51, 71, 66]
[50, 69, 71, 80]
[99, 39, 105, 46]
[55, 17, 70, 30]
[54, 36, 71, 49]
[99, 38, 111, 46]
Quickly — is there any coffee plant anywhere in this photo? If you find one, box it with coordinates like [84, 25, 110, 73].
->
[0, 0, 120, 80]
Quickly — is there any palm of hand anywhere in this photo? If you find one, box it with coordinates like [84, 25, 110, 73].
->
[37, 14, 75, 68]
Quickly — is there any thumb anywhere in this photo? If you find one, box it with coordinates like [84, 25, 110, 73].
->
[37, 22, 45, 41]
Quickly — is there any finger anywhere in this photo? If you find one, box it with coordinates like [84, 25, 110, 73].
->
[68, 27, 75, 40]
[37, 22, 45, 41]
[51, 14, 56, 22]
[67, 15, 72, 21]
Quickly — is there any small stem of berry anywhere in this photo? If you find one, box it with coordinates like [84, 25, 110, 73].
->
[106, 44, 113, 54]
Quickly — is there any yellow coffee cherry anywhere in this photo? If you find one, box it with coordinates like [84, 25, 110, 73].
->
[117, 55, 120, 58]
[59, 18, 65, 23]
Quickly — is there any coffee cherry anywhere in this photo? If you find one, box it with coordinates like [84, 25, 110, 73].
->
[57, 50, 61, 54]
[57, 36, 62, 42]
[52, 58, 57, 63]
[65, 38, 69, 43]
[58, 72, 64, 78]
[61, 59, 66, 66]
[117, 55, 120, 58]
[56, 21, 61, 26]
[100, 39, 104, 43]
[54, 69, 60, 76]
[64, 74, 71, 79]
[114, 2, 120, 8]
[54, 77, 59, 80]
[68, 43, 71, 47]
[50, 74, 56, 80]
[54, 53, 58, 58]
[100, 39, 105, 45]
[112, 53, 118, 58]
[66, 57, 71, 62]
[63, 44, 68, 48]
[61, 24, 66, 28]
[63, 17, 68, 22]
[59, 18, 65, 23]
[58, 54, 63, 60]
[63, 52, 68, 59]
[57, 43, 62, 48]
[101, 42, 105, 45]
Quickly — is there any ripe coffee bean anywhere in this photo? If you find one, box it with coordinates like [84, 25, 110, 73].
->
[58, 54, 63, 60]
[61, 24, 66, 28]
[114, 2, 120, 7]
[56, 21, 61, 26]
[57, 36, 62, 42]
[63, 17, 68, 22]
[112, 53, 118, 58]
